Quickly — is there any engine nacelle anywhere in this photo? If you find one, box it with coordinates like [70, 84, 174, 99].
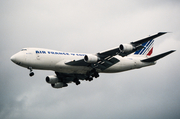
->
[46, 75, 58, 84]
[84, 54, 99, 63]
[119, 44, 134, 53]
[51, 82, 68, 88]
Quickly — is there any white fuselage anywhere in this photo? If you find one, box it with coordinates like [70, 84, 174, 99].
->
[11, 48, 155, 74]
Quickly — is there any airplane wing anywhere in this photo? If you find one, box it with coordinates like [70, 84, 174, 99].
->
[65, 56, 120, 70]
[66, 32, 167, 70]
[65, 59, 89, 66]
[55, 72, 87, 80]
[54, 72, 89, 86]
[98, 32, 167, 57]
[130, 32, 167, 46]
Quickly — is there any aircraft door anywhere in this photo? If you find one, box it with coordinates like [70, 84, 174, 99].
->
[134, 59, 141, 69]
[134, 60, 137, 67]
[36, 54, 40, 60]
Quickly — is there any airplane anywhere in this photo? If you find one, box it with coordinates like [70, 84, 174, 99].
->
[10, 32, 175, 89]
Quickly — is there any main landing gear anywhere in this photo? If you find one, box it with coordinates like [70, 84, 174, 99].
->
[73, 78, 81, 85]
[86, 69, 99, 81]
[28, 67, 34, 77]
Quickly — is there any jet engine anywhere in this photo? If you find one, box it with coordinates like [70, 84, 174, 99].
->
[119, 44, 134, 53]
[51, 82, 68, 88]
[84, 54, 99, 63]
[46, 75, 58, 84]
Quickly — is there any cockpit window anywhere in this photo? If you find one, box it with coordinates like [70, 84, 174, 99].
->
[21, 49, 27, 51]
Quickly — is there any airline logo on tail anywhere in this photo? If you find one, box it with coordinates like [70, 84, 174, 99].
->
[134, 39, 154, 56]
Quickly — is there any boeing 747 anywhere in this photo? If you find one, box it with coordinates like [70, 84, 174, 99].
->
[10, 32, 175, 88]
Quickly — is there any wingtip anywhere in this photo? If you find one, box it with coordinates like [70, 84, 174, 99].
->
[158, 32, 168, 34]
[158, 32, 173, 34]
[166, 50, 176, 55]
[171, 50, 176, 53]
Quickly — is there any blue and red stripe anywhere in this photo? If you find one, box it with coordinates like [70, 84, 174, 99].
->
[134, 39, 154, 56]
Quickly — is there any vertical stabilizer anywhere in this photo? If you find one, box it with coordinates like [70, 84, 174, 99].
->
[134, 39, 154, 56]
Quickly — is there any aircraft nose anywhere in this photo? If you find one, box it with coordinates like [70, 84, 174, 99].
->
[10, 54, 16, 63]
[10, 53, 22, 65]
[10, 52, 25, 66]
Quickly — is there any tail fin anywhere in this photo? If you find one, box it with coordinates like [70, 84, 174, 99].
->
[134, 39, 154, 56]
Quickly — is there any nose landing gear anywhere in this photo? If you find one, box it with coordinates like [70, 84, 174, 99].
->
[28, 67, 34, 77]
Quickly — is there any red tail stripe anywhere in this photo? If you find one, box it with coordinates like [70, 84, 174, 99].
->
[147, 47, 153, 56]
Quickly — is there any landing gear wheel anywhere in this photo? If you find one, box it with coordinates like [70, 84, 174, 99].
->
[94, 72, 99, 78]
[75, 80, 80, 85]
[74, 78, 81, 85]
[88, 69, 99, 78]
[88, 77, 93, 81]
[29, 72, 34, 77]
[28, 67, 34, 77]
[63, 83, 68, 87]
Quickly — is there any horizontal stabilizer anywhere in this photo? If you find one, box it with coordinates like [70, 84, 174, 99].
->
[141, 50, 175, 62]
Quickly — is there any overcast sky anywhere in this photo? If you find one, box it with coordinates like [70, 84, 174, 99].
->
[1, 0, 180, 119]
